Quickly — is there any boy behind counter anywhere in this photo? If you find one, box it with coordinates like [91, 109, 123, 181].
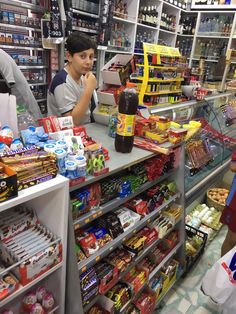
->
[47, 32, 97, 126]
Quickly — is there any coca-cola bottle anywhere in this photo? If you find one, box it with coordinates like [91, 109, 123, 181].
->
[115, 82, 138, 153]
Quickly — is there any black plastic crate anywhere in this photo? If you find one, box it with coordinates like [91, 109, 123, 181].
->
[185, 224, 208, 273]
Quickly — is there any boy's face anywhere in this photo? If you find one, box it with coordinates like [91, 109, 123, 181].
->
[67, 48, 95, 75]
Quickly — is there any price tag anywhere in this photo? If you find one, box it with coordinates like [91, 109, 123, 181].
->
[133, 229, 136, 234]
[82, 266, 87, 272]
[85, 218, 90, 224]
[98, 210, 103, 216]
[96, 256, 100, 262]
[123, 237, 127, 242]
[109, 246, 113, 251]
[144, 43, 157, 54]
[93, 213, 97, 219]
[148, 219, 151, 223]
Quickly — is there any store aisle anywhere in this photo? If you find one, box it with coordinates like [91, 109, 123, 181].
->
[155, 227, 227, 314]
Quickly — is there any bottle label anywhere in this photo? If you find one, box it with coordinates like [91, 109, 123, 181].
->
[116, 113, 135, 136]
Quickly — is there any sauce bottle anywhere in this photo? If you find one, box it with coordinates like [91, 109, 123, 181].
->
[115, 82, 138, 153]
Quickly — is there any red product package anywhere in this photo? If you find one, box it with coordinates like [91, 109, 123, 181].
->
[38, 116, 60, 133]
[126, 198, 148, 216]
[138, 227, 158, 247]
[79, 233, 100, 257]
[88, 182, 101, 209]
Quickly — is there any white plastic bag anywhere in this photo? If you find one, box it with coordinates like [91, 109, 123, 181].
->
[0, 93, 18, 137]
[202, 246, 236, 313]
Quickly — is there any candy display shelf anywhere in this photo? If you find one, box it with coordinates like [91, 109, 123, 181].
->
[0, 175, 69, 314]
[73, 171, 175, 229]
[148, 92, 236, 207]
[78, 192, 181, 273]
[65, 123, 186, 314]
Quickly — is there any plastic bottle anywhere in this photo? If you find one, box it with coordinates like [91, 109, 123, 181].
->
[115, 82, 138, 153]
[17, 104, 37, 134]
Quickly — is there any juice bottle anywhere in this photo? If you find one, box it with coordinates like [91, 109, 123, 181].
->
[115, 82, 138, 153]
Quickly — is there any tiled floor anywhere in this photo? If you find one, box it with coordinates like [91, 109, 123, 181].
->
[155, 226, 227, 314]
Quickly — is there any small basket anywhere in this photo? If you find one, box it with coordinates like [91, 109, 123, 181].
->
[185, 224, 208, 274]
[206, 188, 229, 211]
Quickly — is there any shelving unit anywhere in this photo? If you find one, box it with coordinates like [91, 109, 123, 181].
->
[66, 123, 185, 314]
[0, 175, 69, 314]
[0, 0, 49, 114]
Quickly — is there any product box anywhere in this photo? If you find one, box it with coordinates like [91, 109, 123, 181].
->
[0, 239, 62, 286]
[97, 84, 120, 106]
[0, 33, 5, 43]
[101, 54, 133, 85]
[0, 269, 19, 301]
[134, 286, 157, 314]
[0, 162, 18, 203]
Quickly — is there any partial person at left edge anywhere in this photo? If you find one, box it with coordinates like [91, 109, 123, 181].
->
[0, 49, 42, 120]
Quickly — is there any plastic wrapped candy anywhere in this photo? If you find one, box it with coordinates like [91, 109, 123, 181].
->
[0, 126, 13, 146]
[10, 138, 23, 150]
[30, 303, 45, 314]
[0, 142, 10, 154]
[36, 287, 47, 302]
[22, 291, 37, 312]
[42, 292, 55, 311]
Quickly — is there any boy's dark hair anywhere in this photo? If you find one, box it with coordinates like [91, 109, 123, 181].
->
[66, 32, 97, 55]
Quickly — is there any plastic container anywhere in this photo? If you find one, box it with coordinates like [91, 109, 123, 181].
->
[54, 148, 67, 175]
[75, 156, 87, 177]
[65, 160, 78, 179]
[44, 144, 56, 153]
[56, 140, 68, 151]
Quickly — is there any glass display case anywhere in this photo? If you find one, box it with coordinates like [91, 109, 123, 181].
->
[149, 92, 236, 199]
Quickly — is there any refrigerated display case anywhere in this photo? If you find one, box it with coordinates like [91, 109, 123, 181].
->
[149, 92, 236, 205]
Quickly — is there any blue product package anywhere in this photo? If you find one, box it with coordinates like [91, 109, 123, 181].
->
[8, 12, 14, 24]
[54, 148, 66, 175]
[2, 12, 9, 23]
[65, 160, 78, 179]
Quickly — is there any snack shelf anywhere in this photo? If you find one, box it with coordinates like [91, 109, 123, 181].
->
[83, 217, 183, 312]
[73, 170, 175, 229]
[0, 23, 41, 32]
[0, 0, 45, 12]
[18, 65, 48, 69]
[72, 26, 98, 34]
[69, 124, 154, 192]
[134, 77, 184, 82]
[0, 263, 62, 308]
[0, 175, 68, 213]
[155, 269, 184, 309]
[149, 241, 183, 281]
[136, 64, 178, 70]
[71, 8, 99, 19]
[144, 90, 182, 95]
[77, 192, 181, 273]
[0, 44, 43, 51]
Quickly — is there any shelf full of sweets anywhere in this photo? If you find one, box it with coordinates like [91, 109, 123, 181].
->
[132, 43, 187, 108]
[65, 122, 186, 314]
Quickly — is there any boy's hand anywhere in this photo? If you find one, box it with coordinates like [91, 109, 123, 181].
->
[84, 72, 97, 92]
